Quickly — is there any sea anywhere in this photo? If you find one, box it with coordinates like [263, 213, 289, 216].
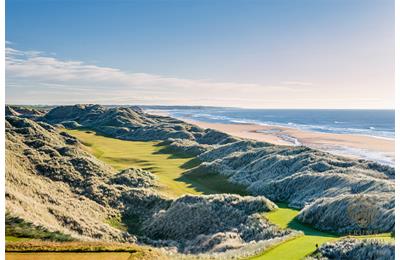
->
[147, 107, 395, 140]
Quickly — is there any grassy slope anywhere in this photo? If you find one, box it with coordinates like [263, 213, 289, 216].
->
[6, 214, 74, 242]
[251, 204, 336, 259]
[250, 204, 393, 260]
[66, 129, 247, 197]
[66, 129, 394, 259]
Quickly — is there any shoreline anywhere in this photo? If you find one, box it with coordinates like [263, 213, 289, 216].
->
[147, 110, 395, 165]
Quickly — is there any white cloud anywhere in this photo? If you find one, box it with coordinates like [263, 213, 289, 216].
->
[6, 46, 316, 107]
[281, 81, 313, 86]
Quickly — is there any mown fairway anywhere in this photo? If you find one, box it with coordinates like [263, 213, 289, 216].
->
[66, 129, 246, 198]
[250, 203, 393, 259]
[250, 204, 336, 259]
[66, 129, 394, 260]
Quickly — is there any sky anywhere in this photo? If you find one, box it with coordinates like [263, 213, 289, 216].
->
[5, 0, 394, 108]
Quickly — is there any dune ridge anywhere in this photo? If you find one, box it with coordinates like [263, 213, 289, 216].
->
[36, 104, 394, 235]
[5, 113, 293, 256]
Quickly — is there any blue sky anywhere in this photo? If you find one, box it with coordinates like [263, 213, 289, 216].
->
[5, 0, 394, 108]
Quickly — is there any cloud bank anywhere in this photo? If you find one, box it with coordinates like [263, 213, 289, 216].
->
[5, 46, 320, 107]
[8, 46, 389, 109]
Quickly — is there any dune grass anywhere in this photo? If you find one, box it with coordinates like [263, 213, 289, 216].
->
[5, 241, 166, 260]
[6, 241, 150, 252]
[64, 129, 394, 259]
[105, 216, 128, 232]
[66, 129, 246, 198]
[249, 203, 393, 260]
[6, 213, 74, 242]
[247, 203, 336, 259]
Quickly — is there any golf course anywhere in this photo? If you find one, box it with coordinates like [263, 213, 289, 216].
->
[52, 129, 393, 259]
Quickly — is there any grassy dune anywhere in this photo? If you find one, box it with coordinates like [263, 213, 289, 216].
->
[250, 203, 393, 259]
[66, 129, 246, 197]
[250, 204, 336, 259]
[6, 214, 74, 243]
[65, 129, 394, 259]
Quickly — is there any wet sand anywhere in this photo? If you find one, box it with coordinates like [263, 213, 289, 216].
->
[147, 110, 394, 165]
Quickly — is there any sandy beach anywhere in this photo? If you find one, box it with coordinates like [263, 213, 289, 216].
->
[147, 110, 395, 165]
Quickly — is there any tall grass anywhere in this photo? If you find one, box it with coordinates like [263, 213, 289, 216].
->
[6, 213, 74, 242]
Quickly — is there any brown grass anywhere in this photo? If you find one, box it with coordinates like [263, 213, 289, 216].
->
[5, 241, 165, 258]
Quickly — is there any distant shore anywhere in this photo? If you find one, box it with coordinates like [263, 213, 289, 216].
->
[147, 110, 395, 165]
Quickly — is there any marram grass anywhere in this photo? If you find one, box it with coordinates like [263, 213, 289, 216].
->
[66, 129, 394, 260]
[66, 129, 247, 198]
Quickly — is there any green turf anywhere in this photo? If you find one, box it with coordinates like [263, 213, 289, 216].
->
[105, 217, 128, 232]
[6, 213, 74, 242]
[66, 129, 245, 198]
[5, 236, 33, 242]
[66, 129, 394, 260]
[249, 203, 393, 260]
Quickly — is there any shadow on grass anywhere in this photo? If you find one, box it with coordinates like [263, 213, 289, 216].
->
[180, 158, 202, 169]
[270, 203, 337, 238]
[121, 214, 142, 236]
[176, 170, 248, 196]
[6, 214, 75, 242]
[101, 157, 148, 165]
[152, 146, 194, 159]
[68, 128, 339, 239]
[287, 218, 337, 237]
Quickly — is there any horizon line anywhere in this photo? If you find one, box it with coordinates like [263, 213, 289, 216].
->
[5, 103, 396, 111]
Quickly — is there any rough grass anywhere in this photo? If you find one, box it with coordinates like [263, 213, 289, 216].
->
[178, 171, 248, 195]
[6, 214, 74, 242]
[6, 252, 134, 260]
[105, 216, 128, 232]
[307, 238, 394, 260]
[64, 129, 393, 259]
[248, 203, 393, 260]
[6, 241, 150, 252]
[6, 236, 33, 242]
[66, 129, 245, 198]
[5, 241, 167, 259]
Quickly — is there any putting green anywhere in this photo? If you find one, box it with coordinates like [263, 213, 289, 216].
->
[66, 129, 394, 260]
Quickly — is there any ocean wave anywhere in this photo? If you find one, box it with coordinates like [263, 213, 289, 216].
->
[324, 145, 394, 166]
[168, 111, 394, 140]
[278, 134, 301, 146]
[190, 113, 232, 121]
[263, 121, 394, 140]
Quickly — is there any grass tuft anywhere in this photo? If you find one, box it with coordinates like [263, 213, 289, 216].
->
[6, 213, 74, 242]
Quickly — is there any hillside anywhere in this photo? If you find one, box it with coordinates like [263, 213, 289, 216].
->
[39, 104, 395, 235]
[5, 114, 294, 257]
[308, 238, 394, 260]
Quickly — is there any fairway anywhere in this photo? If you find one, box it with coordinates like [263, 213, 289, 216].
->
[249, 203, 393, 259]
[250, 204, 336, 259]
[66, 129, 394, 260]
[66, 129, 246, 198]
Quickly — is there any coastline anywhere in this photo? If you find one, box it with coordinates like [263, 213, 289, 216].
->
[147, 110, 395, 165]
